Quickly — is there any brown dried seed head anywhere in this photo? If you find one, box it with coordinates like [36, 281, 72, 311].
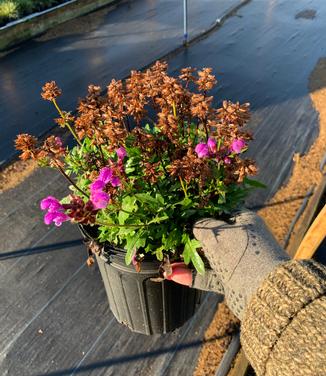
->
[196, 68, 217, 91]
[217, 101, 250, 127]
[15, 133, 39, 160]
[41, 81, 62, 101]
[179, 67, 197, 82]
[86, 256, 95, 267]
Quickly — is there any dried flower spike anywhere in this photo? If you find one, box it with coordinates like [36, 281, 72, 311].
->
[41, 81, 62, 101]
[15, 133, 39, 160]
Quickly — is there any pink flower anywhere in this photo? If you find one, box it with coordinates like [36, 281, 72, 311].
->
[195, 143, 209, 158]
[40, 196, 62, 212]
[41, 195, 69, 226]
[44, 211, 69, 226]
[116, 147, 127, 160]
[224, 157, 231, 164]
[98, 167, 113, 184]
[110, 176, 121, 187]
[90, 180, 105, 192]
[131, 250, 138, 266]
[90, 191, 110, 209]
[207, 138, 217, 153]
[89, 166, 121, 208]
[230, 139, 246, 154]
[55, 137, 63, 147]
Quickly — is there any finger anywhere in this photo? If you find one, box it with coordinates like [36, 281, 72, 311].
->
[164, 264, 193, 286]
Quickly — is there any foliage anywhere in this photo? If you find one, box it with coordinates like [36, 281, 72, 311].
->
[0, 0, 68, 26]
[15, 62, 263, 274]
[0, 1, 18, 24]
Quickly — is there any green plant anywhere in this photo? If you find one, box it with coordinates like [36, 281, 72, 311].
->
[0, 1, 18, 23]
[15, 62, 264, 275]
[16, 0, 34, 16]
[0, 0, 69, 26]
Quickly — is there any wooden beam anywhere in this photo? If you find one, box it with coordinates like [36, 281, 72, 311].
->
[227, 349, 250, 376]
[288, 175, 326, 257]
[293, 204, 326, 260]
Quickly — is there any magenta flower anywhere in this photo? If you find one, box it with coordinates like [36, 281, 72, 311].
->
[90, 191, 110, 209]
[110, 176, 121, 187]
[90, 180, 106, 192]
[44, 211, 70, 226]
[89, 166, 121, 209]
[98, 167, 113, 184]
[41, 195, 69, 226]
[116, 147, 127, 160]
[40, 196, 62, 212]
[131, 249, 138, 266]
[224, 157, 231, 164]
[207, 138, 217, 153]
[195, 143, 209, 158]
[55, 137, 63, 147]
[230, 139, 246, 154]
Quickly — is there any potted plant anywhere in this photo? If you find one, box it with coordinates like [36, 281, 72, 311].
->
[15, 61, 261, 335]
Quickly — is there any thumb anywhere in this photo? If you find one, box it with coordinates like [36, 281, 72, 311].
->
[164, 263, 193, 286]
[163, 262, 225, 295]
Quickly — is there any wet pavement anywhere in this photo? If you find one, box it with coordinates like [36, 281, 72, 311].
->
[1, 0, 326, 375]
[0, 0, 242, 166]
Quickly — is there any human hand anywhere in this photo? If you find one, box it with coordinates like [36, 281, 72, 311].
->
[167, 210, 289, 319]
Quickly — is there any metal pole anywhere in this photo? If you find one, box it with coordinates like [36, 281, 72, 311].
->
[183, 0, 188, 45]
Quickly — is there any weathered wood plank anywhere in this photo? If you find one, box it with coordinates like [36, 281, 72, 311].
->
[288, 175, 326, 257]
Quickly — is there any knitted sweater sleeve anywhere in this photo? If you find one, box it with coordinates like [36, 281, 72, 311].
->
[240, 260, 326, 376]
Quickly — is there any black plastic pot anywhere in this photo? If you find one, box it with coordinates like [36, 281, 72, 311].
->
[79, 225, 202, 335]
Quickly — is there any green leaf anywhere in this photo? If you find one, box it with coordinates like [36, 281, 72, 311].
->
[244, 177, 267, 189]
[156, 246, 164, 261]
[125, 232, 146, 265]
[183, 246, 191, 264]
[147, 214, 169, 224]
[60, 196, 71, 204]
[155, 193, 165, 205]
[189, 247, 205, 275]
[174, 197, 193, 208]
[118, 210, 129, 225]
[118, 227, 135, 237]
[125, 233, 140, 265]
[182, 234, 205, 275]
[135, 193, 160, 208]
[181, 209, 197, 218]
[122, 196, 137, 212]
[163, 229, 181, 250]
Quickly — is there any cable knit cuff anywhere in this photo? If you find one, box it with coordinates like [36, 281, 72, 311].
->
[240, 260, 326, 376]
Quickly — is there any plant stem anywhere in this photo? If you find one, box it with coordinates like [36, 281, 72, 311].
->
[99, 144, 106, 165]
[56, 164, 89, 198]
[52, 99, 82, 146]
[96, 220, 147, 228]
[172, 102, 177, 118]
[179, 176, 188, 198]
